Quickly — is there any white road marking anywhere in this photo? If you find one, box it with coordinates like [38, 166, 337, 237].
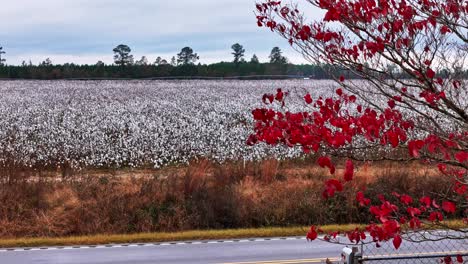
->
[0, 236, 319, 252]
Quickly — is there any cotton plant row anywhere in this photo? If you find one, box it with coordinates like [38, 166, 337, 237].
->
[0, 80, 340, 169]
[0, 79, 462, 169]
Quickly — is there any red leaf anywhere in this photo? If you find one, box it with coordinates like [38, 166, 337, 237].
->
[407, 207, 421, 217]
[304, 93, 313, 104]
[356, 191, 370, 206]
[275, 88, 284, 101]
[400, 194, 413, 205]
[318, 156, 335, 174]
[339, 75, 345, 82]
[256, 4, 263, 12]
[393, 235, 402, 250]
[324, 8, 341, 21]
[440, 25, 451, 34]
[426, 68, 435, 79]
[323, 178, 343, 198]
[246, 135, 258, 146]
[360, 232, 366, 240]
[437, 163, 447, 173]
[420, 196, 431, 207]
[307, 226, 318, 241]
[456, 255, 463, 263]
[408, 140, 424, 157]
[280, 6, 289, 17]
[387, 131, 399, 148]
[443, 256, 453, 264]
[326, 179, 343, 192]
[409, 217, 421, 229]
[262, 94, 274, 104]
[454, 184, 467, 195]
[455, 151, 468, 163]
[344, 159, 354, 181]
[429, 211, 443, 222]
[442, 201, 456, 214]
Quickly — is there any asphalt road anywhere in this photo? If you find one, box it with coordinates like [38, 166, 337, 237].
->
[0, 234, 466, 264]
[0, 237, 342, 264]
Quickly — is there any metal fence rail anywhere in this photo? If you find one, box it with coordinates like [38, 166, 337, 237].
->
[361, 253, 468, 264]
[342, 230, 468, 264]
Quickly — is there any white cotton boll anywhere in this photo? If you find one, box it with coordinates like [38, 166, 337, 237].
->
[2, 79, 458, 168]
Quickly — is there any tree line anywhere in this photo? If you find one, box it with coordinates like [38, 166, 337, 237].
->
[0, 43, 466, 79]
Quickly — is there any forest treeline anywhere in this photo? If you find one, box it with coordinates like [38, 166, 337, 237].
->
[0, 44, 340, 79]
[0, 62, 339, 80]
[0, 44, 466, 79]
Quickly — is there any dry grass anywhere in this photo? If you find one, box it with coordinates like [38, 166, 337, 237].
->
[0, 226, 312, 248]
[0, 220, 464, 248]
[0, 158, 461, 241]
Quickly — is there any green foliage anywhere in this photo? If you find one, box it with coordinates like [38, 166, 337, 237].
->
[0, 60, 465, 80]
[0, 46, 5, 66]
[250, 54, 259, 64]
[231, 43, 245, 64]
[269, 47, 287, 64]
[113, 44, 134, 67]
[177, 47, 199, 65]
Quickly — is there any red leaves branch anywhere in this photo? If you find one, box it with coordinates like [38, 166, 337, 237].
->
[252, 0, 467, 251]
[248, 88, 465, 249]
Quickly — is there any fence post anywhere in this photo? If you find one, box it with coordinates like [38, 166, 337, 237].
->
[342, 246, 362, 264]
[352, 246, 362, 264]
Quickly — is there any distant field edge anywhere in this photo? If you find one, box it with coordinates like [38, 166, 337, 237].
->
[0, 220, 464, 248]
[0, 75, 311, 81]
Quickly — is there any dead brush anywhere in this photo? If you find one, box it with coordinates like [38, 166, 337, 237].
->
[211, 160, 247, 187]
[235, 176, 324, 226]
[32, 186, 80, 237]
[183, 159, 211, 199]
[0, 158, 452, 238]
[259, 159, 278, 183]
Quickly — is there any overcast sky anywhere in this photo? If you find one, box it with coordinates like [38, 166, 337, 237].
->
[0, 0, 325, 65]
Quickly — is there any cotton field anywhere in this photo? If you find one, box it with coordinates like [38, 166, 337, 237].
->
[0, 80, 341, 168]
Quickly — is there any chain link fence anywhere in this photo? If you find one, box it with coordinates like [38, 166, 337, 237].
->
[341, 230, 468, 264]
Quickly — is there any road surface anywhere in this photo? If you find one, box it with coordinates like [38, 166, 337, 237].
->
[0, 237, 342, 264]
[0, 234, 466, 264]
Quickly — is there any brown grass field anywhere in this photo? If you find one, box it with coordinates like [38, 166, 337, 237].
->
[0, 157, 460, 247]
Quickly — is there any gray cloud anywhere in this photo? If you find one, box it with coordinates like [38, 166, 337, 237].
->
[0, 0, 324, 65]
